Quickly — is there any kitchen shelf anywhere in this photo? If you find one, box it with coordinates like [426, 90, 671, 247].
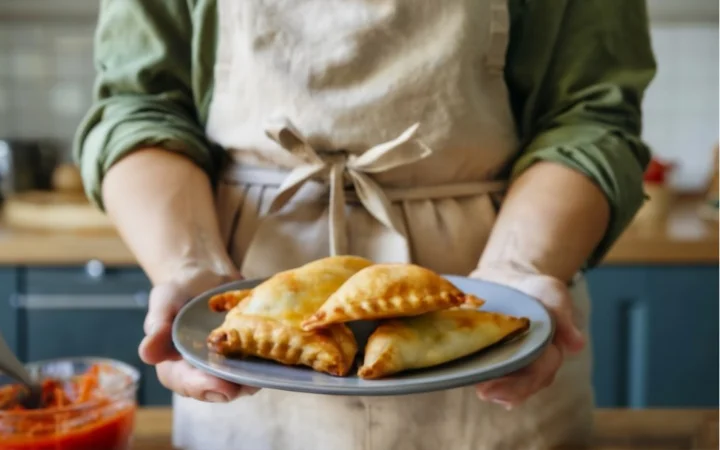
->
[1, 0, 717, 24]
[0, 0, 98, 21]
[648, 0, 718, 23]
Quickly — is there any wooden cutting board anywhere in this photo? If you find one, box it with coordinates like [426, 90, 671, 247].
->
[2, 190, 115, 233]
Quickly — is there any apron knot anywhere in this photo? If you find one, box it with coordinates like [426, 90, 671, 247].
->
[264, 117, 431, 256]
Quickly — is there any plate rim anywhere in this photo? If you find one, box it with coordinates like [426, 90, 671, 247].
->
[172, 275, 555, 396]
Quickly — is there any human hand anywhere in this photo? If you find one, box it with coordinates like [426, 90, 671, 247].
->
[138, 271, 259, 403]
[470, 267, 585, 409]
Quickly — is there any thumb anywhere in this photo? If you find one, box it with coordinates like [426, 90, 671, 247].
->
[140, 272, 243, 365]
[139, 323, 178, 365]
[139, 283, 189, 365]
[553, 306, 585, 353]
[143, 283, 188, 336]
[526, 276, 585, 354]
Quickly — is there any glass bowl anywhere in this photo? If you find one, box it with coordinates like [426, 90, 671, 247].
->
[0, 357, 140, 450]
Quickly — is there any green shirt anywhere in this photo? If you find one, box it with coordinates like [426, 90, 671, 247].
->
[74, 0, 656, 267]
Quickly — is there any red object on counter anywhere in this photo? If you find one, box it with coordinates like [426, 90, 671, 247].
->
[0, 408, 136, 450]
[0, 363, 136, 450]
[644, 158, 675, 185]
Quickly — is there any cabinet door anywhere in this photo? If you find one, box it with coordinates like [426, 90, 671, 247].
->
[587, 265, 719, 408]
[0, 268, 19, 352]
[642, 266, 718, 407]
[14, 265, 171, 406]
[586, 267, 647, 408]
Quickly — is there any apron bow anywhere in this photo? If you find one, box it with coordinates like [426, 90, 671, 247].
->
[264, 117, 432, 256]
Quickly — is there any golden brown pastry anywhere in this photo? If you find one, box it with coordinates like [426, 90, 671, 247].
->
[301, 263, 485, 331]
[208, 289, 253, 312]
[358, 309, 530, 379]
[207, 255, 374, 376]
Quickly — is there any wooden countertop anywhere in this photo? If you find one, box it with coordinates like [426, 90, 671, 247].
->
[606, 197, 718, 264]
[132, 408, 718, 450]
[0, 198, 716, 266]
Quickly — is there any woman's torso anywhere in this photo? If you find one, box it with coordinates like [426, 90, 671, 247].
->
[206, 0, 519, 188]
[173, 1, 594, 448]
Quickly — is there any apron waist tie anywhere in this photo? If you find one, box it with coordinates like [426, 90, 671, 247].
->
[229, 117, 507, 260]
[225, 166, 507, 202]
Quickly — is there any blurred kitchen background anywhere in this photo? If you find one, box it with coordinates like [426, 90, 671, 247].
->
[0, 0, 717, 409]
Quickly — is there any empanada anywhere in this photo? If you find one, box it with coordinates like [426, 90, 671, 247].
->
[207, 255, 374, 376]
[358, 309, 530, 379]
[301, 264, 485, 331]
[208, 289, 253, 312]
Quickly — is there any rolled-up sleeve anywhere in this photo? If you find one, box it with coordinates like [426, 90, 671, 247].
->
[506, 0, 657, 267]
[73, 0, 218, 210]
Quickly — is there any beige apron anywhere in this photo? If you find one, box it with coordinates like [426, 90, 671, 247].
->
[173, 0, 594, 448]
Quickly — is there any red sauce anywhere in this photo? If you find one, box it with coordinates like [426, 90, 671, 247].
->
[0, 407, 135, 450]
[0, 365, 136, 450]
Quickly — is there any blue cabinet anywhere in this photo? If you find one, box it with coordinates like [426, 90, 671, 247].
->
[3, 263, 718, 408]
[587, 265, 719, 408]
[0, 265, 171, 406]
[0, 268, 19, 352]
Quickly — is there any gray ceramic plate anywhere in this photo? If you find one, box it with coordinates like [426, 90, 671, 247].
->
[172, 275, 553, 396]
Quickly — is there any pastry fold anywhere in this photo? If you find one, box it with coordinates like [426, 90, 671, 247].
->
[301, 263, 484, 331]
[207, 255, 373, 376]
[208, 289, 252, 312]
[358, 309, 530, 379]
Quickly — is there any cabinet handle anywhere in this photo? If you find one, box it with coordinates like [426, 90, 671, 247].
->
[85, 259, 106, 279]
[10, 292, 149, 310]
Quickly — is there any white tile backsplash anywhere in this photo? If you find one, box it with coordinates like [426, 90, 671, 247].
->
[10, 52, 49, 79]
[54, 32, 94, 53]
[643, 24, 719, 191]
[55, 53, 90, 78]
[0, 20, 93, 143]
[0, 87, 8, 113]
[0, 52, 12, 77]
[49, 82, 87, 117]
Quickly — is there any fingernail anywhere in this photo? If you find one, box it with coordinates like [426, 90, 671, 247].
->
[573, 327, 584, 341]
[491, 399, 514, 411]
[478, 388, 501, 400]
[478, 391, 505, 404]
[202, 392, 229, 403]
[571, 329, 586, 350]
[241, 387, 260, 396]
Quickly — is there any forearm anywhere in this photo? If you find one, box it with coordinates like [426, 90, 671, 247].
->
[479, 162, 610, 283]
[102, 149, 236, 285]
